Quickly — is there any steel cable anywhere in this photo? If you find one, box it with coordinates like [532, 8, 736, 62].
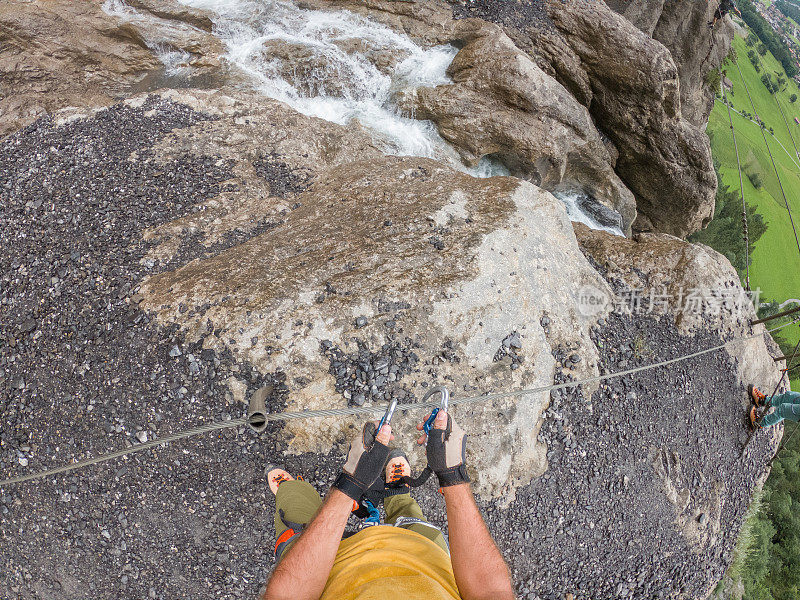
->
[2, 319, 796, 487]
[720, 67, 752, 289]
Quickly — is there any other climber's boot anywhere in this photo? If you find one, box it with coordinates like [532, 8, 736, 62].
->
[749, 384, 768, 407]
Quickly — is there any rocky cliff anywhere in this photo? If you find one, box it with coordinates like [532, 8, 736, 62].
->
[605, 0, 734, 126]
[0, 2, 786, 600]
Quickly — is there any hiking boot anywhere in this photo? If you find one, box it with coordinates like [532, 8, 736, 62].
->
[385, 449, 411, 492]
[266, 466, 295, 495]
[749, 384, 768, 407]
[749, 406, 763, 431]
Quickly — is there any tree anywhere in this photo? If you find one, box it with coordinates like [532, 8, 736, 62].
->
[688, 160, 768, 274]
[739, 0, 798, 78]
[758, 42, 769, 56]
[747, 169, 764, 189]
[743, 513, 777, 599]
[762, 72, 779, 93]
[705, 68, 721, 91]
[777, 0, 800, 27]
[791, 93, 797, 102]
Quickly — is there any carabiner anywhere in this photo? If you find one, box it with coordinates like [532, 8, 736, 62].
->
[421, 386, 450, 434]
[377, 398, 398, 435]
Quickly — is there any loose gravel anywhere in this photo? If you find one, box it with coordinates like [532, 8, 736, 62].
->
[0, 98, 294, 598]
[447, 0, 553, 31]
[494, 312, 775, 600]
[321, 337, 420, 407]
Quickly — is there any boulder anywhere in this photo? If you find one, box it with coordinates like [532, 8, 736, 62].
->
[402, 19, 637, 234]
[0, 0, 161, 138]
[132, 89, 613, 502]
[296, 0, 457, 45]
[535, 0, 717, 238]
[574, 223, 786, 394]
[102, 0, 226, 79]
[126, 0, 216, 32]
[606, 0, 735, 126]
[574, 223, 785, 591]
[426, 0, 719, 237]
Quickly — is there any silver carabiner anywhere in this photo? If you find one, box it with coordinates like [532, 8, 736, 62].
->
[421, 386, 449, 434]
[377, 398, 398, 435]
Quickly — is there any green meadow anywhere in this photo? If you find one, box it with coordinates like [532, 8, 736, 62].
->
[708, 33, 800, 385]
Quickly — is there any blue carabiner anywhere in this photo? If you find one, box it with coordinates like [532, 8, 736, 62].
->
[423, 408, 440, 435]
[363, 499, 380, 525]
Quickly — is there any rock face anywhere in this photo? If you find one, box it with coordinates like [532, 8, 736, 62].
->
[0, 0, 722, 239]
[574, 224, 786, 390]
[135, 89, 612, 501]
[403, 19, 637, 233]
[606, 0, 735, 126]
[0, 90, 785, 598]
[126, 0, 216, 32]
[534, 0, 717, 238]
[428, 0, 720, 237]
[0, 2, 785, 598]
[100, 0, 226, 81]
[0, 0, 160, 137]
[0, 0, 226, 139]
[0, 88, 785, 600]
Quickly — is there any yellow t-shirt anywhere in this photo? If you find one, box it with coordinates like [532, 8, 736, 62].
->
[320, 525, 462, 600]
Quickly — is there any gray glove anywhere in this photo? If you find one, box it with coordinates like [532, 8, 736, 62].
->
[333, 422, 392, 501]
[420, 410, 470, 487]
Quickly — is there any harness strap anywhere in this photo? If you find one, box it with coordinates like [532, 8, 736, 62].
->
[394, 516, 444, 533]
[394, 517, 449, 552]
[274, 528, 301, 562]
[278, 508, 307, 532]
[274, 508, 308, 562]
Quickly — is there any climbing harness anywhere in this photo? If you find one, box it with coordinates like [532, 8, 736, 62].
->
[274, 508, 307, 561]
[720, 66, 752, 290]
[356, 502, 446, 543]
[1, 319, 798, 488]
[359, 499, 381, 528]
[358, 507, 447, 549]
[393, 516, 448, 550]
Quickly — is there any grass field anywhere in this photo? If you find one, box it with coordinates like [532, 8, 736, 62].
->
[708, 33, 800, 386]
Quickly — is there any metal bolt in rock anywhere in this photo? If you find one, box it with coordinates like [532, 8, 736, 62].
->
[248, 385, 272, 433]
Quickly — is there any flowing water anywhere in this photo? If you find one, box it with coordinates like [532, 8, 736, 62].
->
[176, 0, 506, 174]
[553, 192, 625, 236]
[103, 0, 196, 76]
[104, 0, 622, 233]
